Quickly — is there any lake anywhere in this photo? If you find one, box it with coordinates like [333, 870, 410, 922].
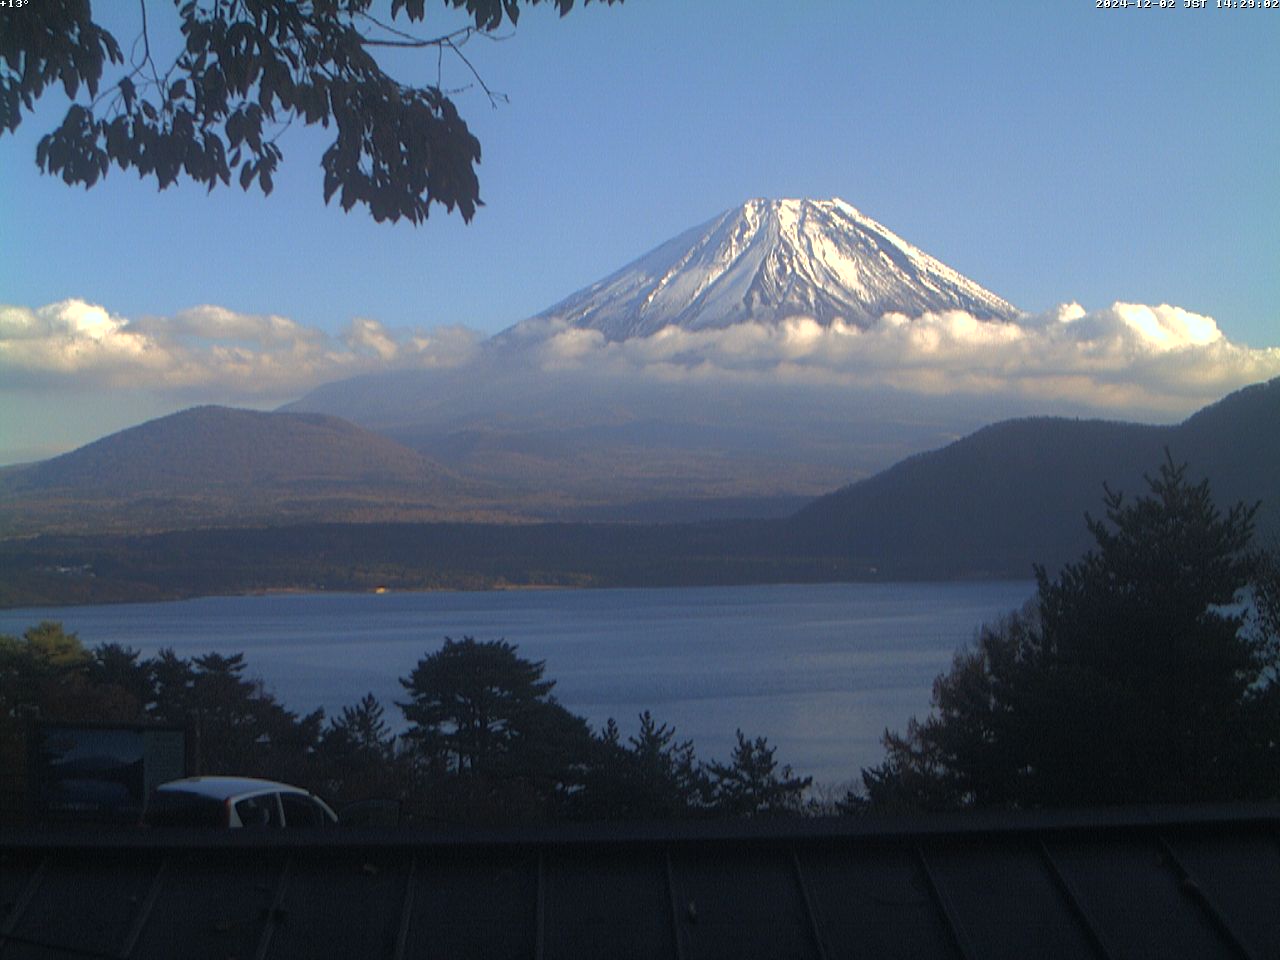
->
[0, 581, 1035, 786]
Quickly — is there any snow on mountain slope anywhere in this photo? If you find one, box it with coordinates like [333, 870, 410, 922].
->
[517, 198, 1021, 340]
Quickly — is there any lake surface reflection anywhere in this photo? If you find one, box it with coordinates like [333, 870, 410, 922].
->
[1, 581, 1035, 785]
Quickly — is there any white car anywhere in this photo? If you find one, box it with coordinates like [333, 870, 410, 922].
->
[143, 776, 339, 828]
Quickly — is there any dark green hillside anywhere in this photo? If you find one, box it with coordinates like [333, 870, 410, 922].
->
[1170, 376, 1280, 509]
[796, 377, 1280, 576]
[794, 418, 1166, 576]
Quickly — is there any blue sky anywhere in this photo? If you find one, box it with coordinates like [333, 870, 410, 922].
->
[1, 1, 1278, 463]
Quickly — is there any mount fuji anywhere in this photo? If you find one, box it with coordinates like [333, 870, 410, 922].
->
[288, 198, 1038, 517]
[516, 198, 1021, 340]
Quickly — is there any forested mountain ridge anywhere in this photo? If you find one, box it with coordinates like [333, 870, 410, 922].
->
[795, 376, 1280, 576]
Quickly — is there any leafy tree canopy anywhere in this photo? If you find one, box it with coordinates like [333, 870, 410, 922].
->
[0, 622, 820, 826]
[862, 454, 1280, 811]
[149, 648, 325, 779]
[1, 0, 620, 223]
[399, 635, 571, 774]
[1, 622, 88, 723]
[0, 622, 150, 726]
[327, 690, 394, 759]
[578, 711, 709, 820]
[705, 729, 812, 818]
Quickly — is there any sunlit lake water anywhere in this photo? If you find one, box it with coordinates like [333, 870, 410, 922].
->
[0, 581, 1035, 785]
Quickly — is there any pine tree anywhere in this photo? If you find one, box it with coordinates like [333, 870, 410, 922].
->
[862, 455, 1280, 809]
[705, 730, 811, 817]
[398, 637, 557, 774]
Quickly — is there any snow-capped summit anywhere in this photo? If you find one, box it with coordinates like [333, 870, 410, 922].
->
[519, 198, 1021, 341]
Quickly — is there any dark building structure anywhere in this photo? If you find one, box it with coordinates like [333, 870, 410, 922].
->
[1, 804, 1277, 959]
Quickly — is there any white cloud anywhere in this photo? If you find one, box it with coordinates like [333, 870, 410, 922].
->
[505, 302, 1280, 416]
[0, 299, 481, 400]
[344, 317, 402, 361]
[1, 298, 1277, 421]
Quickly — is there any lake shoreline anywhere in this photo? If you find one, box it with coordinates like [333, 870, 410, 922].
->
[0, 581, 1038, 784]
[0, 519, 1039, 611]
[0, 570, 1028, 613]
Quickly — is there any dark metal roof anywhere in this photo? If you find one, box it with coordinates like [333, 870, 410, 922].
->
[2, 804, 1278, 959]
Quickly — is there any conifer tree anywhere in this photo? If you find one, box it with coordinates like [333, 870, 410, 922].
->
[705, 730, 811, 818]
[862, 455, 1280, 809]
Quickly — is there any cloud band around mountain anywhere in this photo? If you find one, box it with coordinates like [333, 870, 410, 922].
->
[526, 301, 1280, 414]
[2, 298, 1277, 416]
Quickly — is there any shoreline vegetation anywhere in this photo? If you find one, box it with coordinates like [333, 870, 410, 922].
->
[1, 628, 818, 826]
[0, 519, 888, 610]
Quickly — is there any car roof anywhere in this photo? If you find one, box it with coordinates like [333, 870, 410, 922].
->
[154, 776, 314, 800]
